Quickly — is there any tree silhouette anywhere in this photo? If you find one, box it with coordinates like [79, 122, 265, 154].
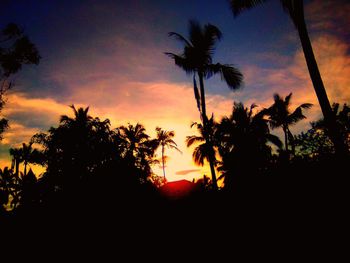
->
[0, 23, 41, 139]
[117, 123, 158, 178]
[9, 147, 22, 176]
[0, 23, 40, 78]
[314, 103, 350, 149]
[294, 122, 334, 160]
[215, 102, 282, 189]
[20, 143, 38, 177]
[0, 94, 9, 141]
[266, 93, 312, 156]
[155, 127, 181, 180]
[33, 105, 115, 191]
[166, 20, 243, 190]
[186, 116, 218, 189]
[229, 0, 348, 157]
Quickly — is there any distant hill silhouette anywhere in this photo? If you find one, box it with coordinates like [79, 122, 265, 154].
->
[159, 179, 197, 199]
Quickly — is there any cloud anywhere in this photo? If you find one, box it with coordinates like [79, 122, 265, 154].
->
[176, 169, 201, 176]
[305, 0, 350, 38]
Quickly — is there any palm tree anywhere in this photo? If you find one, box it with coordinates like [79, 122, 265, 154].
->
[216, 102, 282, 156]
[118, 123, 157, 175]
[155, 127, 181, 180]
[186, 117, 218, 187]
[9, 143, 41, 177]
[215, 102, 282, 188]
[9, 147, 22, 176]
[266, 93, 312, 155]
[60, 105, 93, 129]
[229, 0, 348, 156]
[166, 20, 243, 189]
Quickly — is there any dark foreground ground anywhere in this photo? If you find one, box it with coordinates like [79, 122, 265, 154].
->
[1, 159, 348, 259]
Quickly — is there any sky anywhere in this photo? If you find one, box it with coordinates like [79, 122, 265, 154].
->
[0, 0, 349, 182]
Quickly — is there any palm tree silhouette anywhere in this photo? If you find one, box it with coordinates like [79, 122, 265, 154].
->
[10, 143, 41, 177]
[60, 105, 93, 130]
[229, 0, 348, 156]
[21, 143, 33, 177]
[9, 143, 41, 177]
[186, 117, 218, 186]
[118, 123, 157, 174]
[155, 127, 181, 180]
[9, 147, 22, 176]
[266, 93, 312, 155]
[215, 102, 282, 188]
[166, 20, 243, 189]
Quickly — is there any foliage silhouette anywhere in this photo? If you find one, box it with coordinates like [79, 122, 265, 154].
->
[117, 123, 158, 179]
[215, 102, 282, 190]
[186, 116, 218, 185]
[155, 127, 181, 180]
[229, 0, 348, 157]
[294, 103, 350, 160]
[265, 93, 312, 156]
[0, 23, 41, 139]
[166, 20, 243, 190]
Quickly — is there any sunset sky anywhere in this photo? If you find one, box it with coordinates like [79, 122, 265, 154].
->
[0, 0, 349, 182]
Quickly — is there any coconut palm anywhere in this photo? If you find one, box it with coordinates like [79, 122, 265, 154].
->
[229, 0, 348, 156]
[216, 102, 282, 156]
[155, 127, 181, 180]
[9, 143, 42, 177]
[60, 105, 93, 129]
[117, 123, 157, 175]
[186, 117, 218, 187]
[9, 147, 22, 176]
[166, 20, 243, 189]
[215, 102, 282, 188]
[266, 93, 312, 154]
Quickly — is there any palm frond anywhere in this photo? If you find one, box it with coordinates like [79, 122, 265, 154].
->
[284, 92, 293, 105]
[188, 20, 203, 47]
[168, 32, 192, 47]
[300, 103, 313, 109]
[230, 0, 268, 17]
[186, 135, 205, 147]
[206, 63, 243, 90]
[192, 144, 207, 166]
[164, 52, 195, 75]
[203, 23, 222, 55]
[287, 107, 306, 125]
[266, 134, 283, 148]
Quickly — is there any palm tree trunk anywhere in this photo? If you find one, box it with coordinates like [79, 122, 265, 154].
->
[283, 126, 289, 153]
[198, 71, 207, 124]
[198, 71, 218, 190]
[294, 3, 348, 157]
[15, 159, 19, 176]
[162, 145, 166, 179]
[24, 161, 27, 177]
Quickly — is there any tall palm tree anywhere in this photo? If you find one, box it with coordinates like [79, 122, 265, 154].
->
[186, 117, 218, 187]
[166, 20, 243, 189]
[155, 127, 181, 180]
[266, 93, 312, 154]
[229, 0, 348, 156]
